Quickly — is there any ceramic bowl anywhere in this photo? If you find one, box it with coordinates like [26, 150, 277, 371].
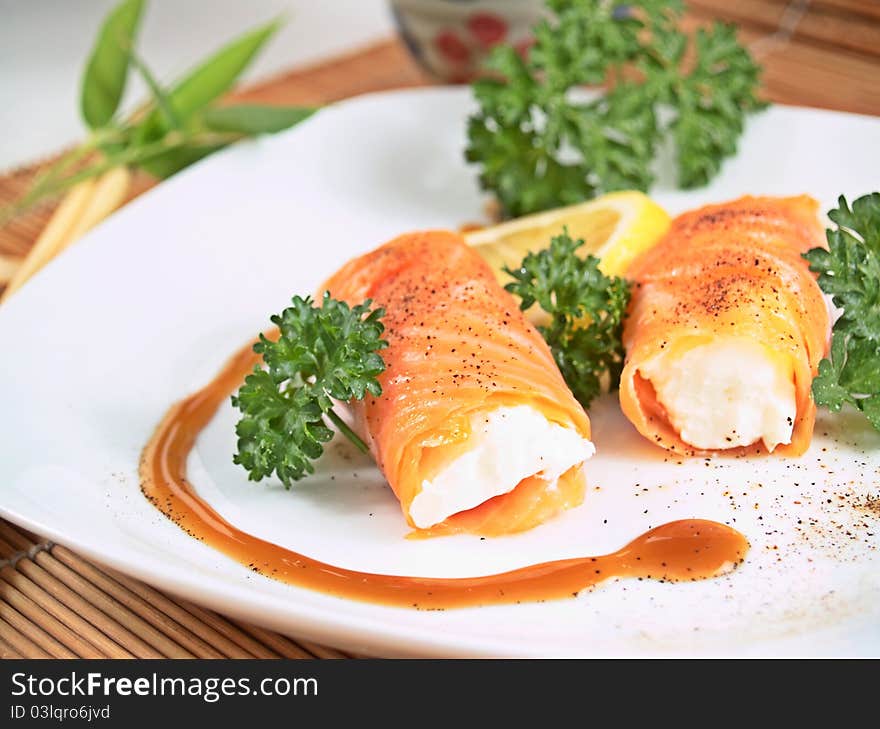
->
[390, 0, 544, 82]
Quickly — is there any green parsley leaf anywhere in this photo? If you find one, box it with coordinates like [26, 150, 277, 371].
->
[466, 1, 764, 218]
[232, 293, 387, 487]
[804, 192, 880, 433]
[668, 22, 766, 188]
[505, 229, 631, 407]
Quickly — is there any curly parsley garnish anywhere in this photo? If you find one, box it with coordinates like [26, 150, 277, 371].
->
[232, 293, 387, 486]
[505, 230, 631, 407]
[804, 193, 880, 432]
[466, 0, 765, 218]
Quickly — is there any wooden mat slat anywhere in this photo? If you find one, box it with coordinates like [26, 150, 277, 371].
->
[0, 598, 76, 658]
[170, 599, 286, 659]
[0, 535, 22, 560]
[0, 636, 23, 659]
[0, 616, 51, 658]
[0, 524, 33, 550]
[33, 551, 190, 658]
[52, 545, 225, 659]
[0, 565, 130, 657]
[2, 520, 332, 659]
[227, 620, 315, 659]
[0, 572, 104, 658]
[296, 641, 350, 660]
[690, 0, 880, 58]
[13, 524, 42, 544]
[683, 12, 880, 116]
[808, 0, 880, 22]
[102, 566, 256, 659]
[15, 556, 161, 658]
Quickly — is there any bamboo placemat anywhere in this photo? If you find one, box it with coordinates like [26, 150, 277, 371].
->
[1, 3, 878, 659]
[0, 520, 350, 659]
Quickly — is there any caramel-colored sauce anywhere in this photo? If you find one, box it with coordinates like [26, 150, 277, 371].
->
[140, 341, 749, 609]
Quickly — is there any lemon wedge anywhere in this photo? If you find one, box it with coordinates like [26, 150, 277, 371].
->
[465, 191, 670, 280]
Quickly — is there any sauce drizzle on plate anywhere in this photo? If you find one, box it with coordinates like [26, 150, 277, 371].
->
[140, 342, 749, 609]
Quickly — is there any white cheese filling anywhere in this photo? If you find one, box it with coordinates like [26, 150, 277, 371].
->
[409, 405, 595, 529]
[639, 339, 796, 451]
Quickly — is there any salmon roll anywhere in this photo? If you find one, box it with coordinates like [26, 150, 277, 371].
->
[619, 195, 830, 456]
[321, 230, 594, 535]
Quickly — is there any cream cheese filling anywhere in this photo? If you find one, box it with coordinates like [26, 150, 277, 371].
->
[409, 405, 595, 529]
[639, 338, 796, 451]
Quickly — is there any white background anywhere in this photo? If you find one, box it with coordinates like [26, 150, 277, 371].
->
[0, 0, 394, 170]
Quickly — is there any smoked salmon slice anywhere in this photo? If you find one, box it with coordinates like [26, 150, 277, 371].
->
[619, 195, 830, 456]
[321, 230, 594, 536]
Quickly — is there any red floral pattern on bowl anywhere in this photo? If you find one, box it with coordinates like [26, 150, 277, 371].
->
[390, 0, 544, 83]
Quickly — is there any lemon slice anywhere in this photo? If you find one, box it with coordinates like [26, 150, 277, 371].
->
[465, 191, 670, 280]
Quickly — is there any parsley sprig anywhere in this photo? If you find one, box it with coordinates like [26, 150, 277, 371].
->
[232, 293, 387, 486]
[505, 230, 631, 407]
[466, 0, 765, 218]
[804, 193, 880, 432]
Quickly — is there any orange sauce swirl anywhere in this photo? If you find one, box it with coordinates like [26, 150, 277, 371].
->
[140, 342, 749, 609]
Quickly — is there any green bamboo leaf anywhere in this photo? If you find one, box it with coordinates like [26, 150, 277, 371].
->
[128, 49, 181, 129]
[138, 144, 223, 180]
[80, 0, 145, 129]
[136, 18, 282, 143]
[202, 105, 315, 134]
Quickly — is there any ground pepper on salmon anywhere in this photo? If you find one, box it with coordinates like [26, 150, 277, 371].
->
[322, 230, 595, 535]
[619, 195, 830, 456]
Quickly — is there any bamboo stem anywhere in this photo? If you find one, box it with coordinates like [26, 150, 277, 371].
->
[1, 178, 96, 301]
[0, 253, 22, 286]
[1, 165, 131, 303]
[62, 166, 131, 247]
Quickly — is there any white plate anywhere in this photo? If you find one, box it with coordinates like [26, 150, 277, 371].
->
[2, 87, 879, 657]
